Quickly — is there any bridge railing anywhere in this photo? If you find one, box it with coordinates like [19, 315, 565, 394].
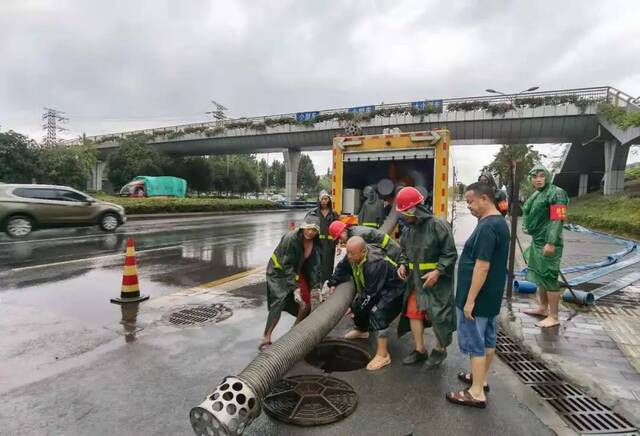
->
[67, 86, 633, 144]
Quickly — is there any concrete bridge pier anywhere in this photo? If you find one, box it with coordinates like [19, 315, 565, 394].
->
[603, 139, 630, 195]
[284, 148, 301, 202]
[87, 160, 106, 192]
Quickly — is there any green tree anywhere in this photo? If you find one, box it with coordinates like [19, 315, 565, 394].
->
[257, 158, 269, 191]
[318, 167, 332, 193]
[106, 135, 166, 189]
[485, 144, 543, 198]
[37, 141, 97, 189]
[298, 153, 318, 194]
[0, 131, 38, 183]
[183, 157, 212, 194]
[270, 160, 285, 190]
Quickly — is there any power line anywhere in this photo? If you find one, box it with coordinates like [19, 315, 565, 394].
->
[41, 107, 68, 147]
[205, 100, 228, 121]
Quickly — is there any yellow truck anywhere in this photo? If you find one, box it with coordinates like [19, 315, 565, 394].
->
[331, 128, 451, 222]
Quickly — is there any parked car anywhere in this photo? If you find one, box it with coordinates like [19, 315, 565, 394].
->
[0, 184, 127, 238]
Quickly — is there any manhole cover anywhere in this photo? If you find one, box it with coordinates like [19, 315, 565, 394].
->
[304, 337, 372, 372]
[263, 374, 357, 426]
[164, 303, 232, 327]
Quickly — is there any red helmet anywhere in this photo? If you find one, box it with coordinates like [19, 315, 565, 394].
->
[395, 186, 424, 212]
[328, 220, 348, 241]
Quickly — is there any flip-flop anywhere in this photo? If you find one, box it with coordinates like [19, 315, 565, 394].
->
[445, 389, 486, 409]
[457, 372, 490, 392]
[258, 341, 272, 351]
[366, 355, 391, 371]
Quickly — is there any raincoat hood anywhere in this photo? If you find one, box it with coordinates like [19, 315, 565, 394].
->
[300, 215, 321, 232]
[478, 172, 498, 189]
[317, 190, 333, 208]
[363, 185, 378, 203]
[528, 164, 551, 191]
[413, 203, 433, 221]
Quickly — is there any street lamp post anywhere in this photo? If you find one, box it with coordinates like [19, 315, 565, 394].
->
[485, 86, 540, 106]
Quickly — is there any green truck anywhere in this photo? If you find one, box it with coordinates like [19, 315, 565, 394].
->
[119, 176, 187, 198]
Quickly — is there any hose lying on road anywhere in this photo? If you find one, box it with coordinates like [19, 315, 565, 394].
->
[189, 281, 355, 436]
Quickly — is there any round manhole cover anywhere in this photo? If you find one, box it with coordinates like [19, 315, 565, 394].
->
[304, 337, 372, 372]
[164, 303, 232, 327]
[263, 374, 357, 426]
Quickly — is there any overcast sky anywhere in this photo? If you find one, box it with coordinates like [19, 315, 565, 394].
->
[1, 0, 638, 183]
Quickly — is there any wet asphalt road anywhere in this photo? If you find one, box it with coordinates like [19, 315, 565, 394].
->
[0, 209, 570, 435]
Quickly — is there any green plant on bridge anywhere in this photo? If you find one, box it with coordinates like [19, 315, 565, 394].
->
[598, 102, 640, 130]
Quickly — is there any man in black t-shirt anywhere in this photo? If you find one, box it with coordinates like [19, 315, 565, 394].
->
[446, 182, 510, 409]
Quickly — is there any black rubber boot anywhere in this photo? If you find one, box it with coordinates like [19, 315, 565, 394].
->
[424, 349, 447, 369]
[402, 349, 428, 365]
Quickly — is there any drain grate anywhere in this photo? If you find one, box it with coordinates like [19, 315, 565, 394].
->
[263, 374, 357, 426]
[496, 330, 636, 434]
[165, 303, 232, 327]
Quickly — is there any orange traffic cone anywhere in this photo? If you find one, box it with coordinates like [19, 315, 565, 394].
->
[110, 237, 149, 304]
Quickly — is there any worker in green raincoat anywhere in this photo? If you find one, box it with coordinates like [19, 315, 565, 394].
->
[260, 216, 323, 350]
[328, 221, 402, 263]
[358, 185, 386, 229]
[395, 187, 458, 368]
[305, 190, 339, 283]
[522, 164, 569, 328]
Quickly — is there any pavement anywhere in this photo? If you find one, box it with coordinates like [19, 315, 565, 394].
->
[499, 213, 640, 427]
[0, 210, 573, 436]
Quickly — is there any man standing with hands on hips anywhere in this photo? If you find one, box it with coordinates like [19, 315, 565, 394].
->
[446, 182, 510, 409]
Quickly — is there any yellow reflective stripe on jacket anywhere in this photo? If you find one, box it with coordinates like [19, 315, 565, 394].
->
[381, 234, 390, 248]
[362, 222, 379, 228]
[318, 235, 334, 240]
[271, 253, 282, 269]
[383, 256, 398, 268]
[272, 253, 300, 280]
[408, 262, 438, 271]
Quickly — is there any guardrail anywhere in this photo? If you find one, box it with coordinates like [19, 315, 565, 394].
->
[64, 86, 637, 145]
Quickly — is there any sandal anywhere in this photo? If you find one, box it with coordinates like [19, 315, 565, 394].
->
[457, 372, 490, 391]
[366, 354, 391, 371]
[258, 341, 272, 351]
[445, 389, 486, 409]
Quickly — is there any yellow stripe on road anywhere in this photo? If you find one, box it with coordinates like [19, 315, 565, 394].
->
[194, 267, 265, 290]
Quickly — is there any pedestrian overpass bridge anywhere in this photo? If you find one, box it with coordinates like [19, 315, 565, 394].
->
[80, 86, 639, 200]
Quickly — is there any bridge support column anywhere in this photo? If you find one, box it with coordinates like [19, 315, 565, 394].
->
[603, 140, 629, 195]
[284, 149, 301, 202]
[88, 160, 106, 192]
[578, 174, 589, 197]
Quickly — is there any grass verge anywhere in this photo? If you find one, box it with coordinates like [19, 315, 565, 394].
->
[568, 192, 640, 240]
[95, 195, 280, 214]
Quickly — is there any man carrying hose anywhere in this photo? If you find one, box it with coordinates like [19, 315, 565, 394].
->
[328, 221, 402, 263]
[260, 216, 323, 350]
[522, 164, 569, 328]
[327, 236, 404, 371]
[395, 187, 458, 368]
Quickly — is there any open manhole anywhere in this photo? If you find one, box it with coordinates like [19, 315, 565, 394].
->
[304, 337, 372, 372]
[164, 303, 232, 327]
[263, 374, 357, 426]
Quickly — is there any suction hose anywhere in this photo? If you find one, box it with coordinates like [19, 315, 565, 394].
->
[189, 281, 355, 436]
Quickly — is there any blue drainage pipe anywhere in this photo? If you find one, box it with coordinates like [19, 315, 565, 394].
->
[514, 280, 537, 294]
[562, 289, 595, 305]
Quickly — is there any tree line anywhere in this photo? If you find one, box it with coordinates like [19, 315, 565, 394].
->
[0, 131, 322, 196]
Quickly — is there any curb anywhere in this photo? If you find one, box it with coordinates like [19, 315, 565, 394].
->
[498, 307, 640, 428]
[126, 208, 297, 221]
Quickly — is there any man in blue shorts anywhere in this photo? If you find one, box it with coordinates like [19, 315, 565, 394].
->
[446, 182, 510, 409]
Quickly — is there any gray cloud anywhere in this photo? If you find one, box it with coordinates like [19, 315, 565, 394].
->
[1, 0, 638, 176]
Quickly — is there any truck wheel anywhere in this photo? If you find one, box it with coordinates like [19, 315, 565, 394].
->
[5, 215, 34, 238]
[99, 213, 120, 232]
